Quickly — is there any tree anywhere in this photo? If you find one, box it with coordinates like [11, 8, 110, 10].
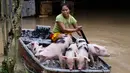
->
[0, 0, 24, 73]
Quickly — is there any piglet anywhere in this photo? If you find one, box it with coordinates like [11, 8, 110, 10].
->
[35, 34, 73, 63]
[76, 38, 98, 68]
[88, 44, 110, 57]
[62, 43, 78, 70]
[76, 42, 90, 70]
[88, 44, 110, 67]
[26, 41, 43, 54]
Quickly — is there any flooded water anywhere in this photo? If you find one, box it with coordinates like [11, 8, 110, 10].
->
[0, 10, 130, 73]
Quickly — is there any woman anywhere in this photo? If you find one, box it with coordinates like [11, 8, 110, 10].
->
[50, 3, 82, 42]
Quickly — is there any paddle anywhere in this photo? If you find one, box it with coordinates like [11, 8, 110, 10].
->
[80, 30, 89, 44]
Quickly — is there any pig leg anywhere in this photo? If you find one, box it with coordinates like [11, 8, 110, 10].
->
[95, 57, 101, 68]
[59, 55, 66, 69]
[39, 56, 48, 63]
[38, 55, 51, 63]
[85, 61, 89, 69]
[93, 55, 100, 68]
[88, 51, 95, 68]
[73, 59, 77, 69]
[90, 54, 96, 67]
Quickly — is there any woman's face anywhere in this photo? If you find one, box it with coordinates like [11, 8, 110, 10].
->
[62, 5, 70, 18]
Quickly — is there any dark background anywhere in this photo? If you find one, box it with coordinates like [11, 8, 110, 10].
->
[35, 0, 130, 16]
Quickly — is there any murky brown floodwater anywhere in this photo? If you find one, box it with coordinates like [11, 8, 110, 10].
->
[0, 10, 130, 73]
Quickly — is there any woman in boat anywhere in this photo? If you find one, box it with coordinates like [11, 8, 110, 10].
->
[50, 3, 82, 42]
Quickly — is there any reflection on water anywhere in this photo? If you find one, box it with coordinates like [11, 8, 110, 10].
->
[0, 11, 130, 73]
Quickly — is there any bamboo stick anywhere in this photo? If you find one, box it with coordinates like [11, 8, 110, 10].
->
[1, 0, 7, 56]
[5, 0, 8, 44]
[6, 0, 9, 33]
[1, 0, 9, 56]
[9, 0, 13, 28]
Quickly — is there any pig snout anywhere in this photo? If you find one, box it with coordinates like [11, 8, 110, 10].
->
[62, 56, 76, 70]
[69, 68, 73, 71]
[78, 67, 82, 70]
[68, 63, 73, 71]
[103, 53, 110, 57]
[76, 56, 90, 70]
[98, 48, 110, 57]
[77, 61, 84, 70]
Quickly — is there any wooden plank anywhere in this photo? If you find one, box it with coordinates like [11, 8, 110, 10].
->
[40, 1, 52, 15]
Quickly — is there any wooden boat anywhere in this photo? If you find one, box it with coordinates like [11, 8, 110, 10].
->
[18, 25, 111, 73]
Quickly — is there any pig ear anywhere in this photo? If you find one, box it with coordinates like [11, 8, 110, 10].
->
[94, 46, 100, 53]
[35, 52, 40, 57]
[62, 56, 67, 60]
[84, 56, 90, 62]
[39, 45, 43, 48]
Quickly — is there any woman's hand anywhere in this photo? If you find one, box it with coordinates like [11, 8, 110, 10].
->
[76, 26, 82, 31]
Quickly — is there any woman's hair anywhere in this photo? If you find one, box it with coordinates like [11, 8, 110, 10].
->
[61, 2, 72, 10]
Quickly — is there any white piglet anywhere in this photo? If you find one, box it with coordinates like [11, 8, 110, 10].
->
[26, 41, 43, 54]
[35, 34, 73, 63]
[76, 38, 90, 70]
[62, 43, 78, 70]
[76, 38, 110, 68]
[88, 44, 110, 57]
[88, 44, 110, 67]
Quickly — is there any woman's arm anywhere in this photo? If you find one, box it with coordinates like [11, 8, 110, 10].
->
[56, 21, 80, 33]
[72, 23, 82, 36]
